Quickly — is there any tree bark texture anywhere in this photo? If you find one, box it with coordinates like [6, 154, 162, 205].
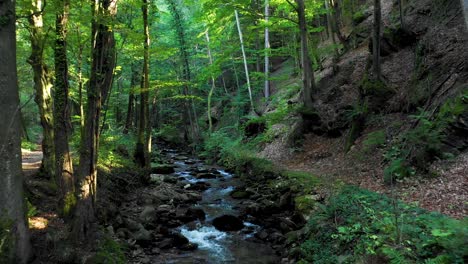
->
[27, 0, 55, 180]
[235, 10, 256, 114]
[0, 0, 32, 261]
[123, 64, 138, 134]
[205, 30, 216, 133]
[167, 0, 200, 143]
[53, 0, 75, 218]
[74, 0, 117, 241]
[135, 0, 151, 168]
[296, 0, 316, 109]
[264, 0, 270, 99]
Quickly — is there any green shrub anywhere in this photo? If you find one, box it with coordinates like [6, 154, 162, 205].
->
[154, 124, 183, 144]
[352, 10, 367, 25]
[21, 140, 38, 151]
[383, 91, 467, 180]
[363, 130, 386, 150]
[93, 236, 126, 264]
[298, 187, 467, 263]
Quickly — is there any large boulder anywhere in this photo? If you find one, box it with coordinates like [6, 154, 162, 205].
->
[212, 215, 244, 232]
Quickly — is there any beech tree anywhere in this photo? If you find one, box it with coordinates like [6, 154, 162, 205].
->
[295, 0, 316, 109]
[135, 0, 151, 167]
[235, 9, 256, 114]
[167, 0, 200, 142]
[27, 0, 55, 179]
[53, 0, 75, 218]
[0, 0, 32, 262]
[74, 0, 118, 240]
[264, 0, 270, 99]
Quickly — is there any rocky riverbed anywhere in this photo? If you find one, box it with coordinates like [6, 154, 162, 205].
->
[102, 148, 305, 263]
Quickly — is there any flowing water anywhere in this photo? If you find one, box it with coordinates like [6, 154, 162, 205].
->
[151, 149, 280, 264]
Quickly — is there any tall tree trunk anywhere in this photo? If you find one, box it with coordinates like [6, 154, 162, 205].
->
[0, 0, 32, 261]
[205, 30, 216, 133]
[296, 0, 316, 109]
[135, 0, 151, 168]
[372, 0, 382, 80]
[53, 0, 75, 218]
[74, 0, 117, 241]
[325, 0, 340, 62]
[329, 0, 347, 49]
[123, 64, 138, 134]
[27, 0, 55, 179]
[264, 0, 270, 99]
[77, 39, 85, 136]
[235, 10, 256, 114]
[167, 0, 200, 143]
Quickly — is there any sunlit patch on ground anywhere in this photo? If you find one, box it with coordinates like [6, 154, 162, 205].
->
[29, 216, 49, 230]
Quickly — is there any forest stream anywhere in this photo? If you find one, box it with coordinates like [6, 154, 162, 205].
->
[122, 148, 280, 264]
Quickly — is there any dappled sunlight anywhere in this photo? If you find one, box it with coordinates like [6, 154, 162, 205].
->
[29, 216, 49, 230]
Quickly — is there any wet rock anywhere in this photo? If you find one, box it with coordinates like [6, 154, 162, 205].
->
[194, 167, 209, 173]
[170, 232, 190, 248]
[179, 243, 198, 251]
[185, 181, 211, 191]
[212, 215, 245, 231]
[186, 207, 206, 221]
[175, 155, 189, 160]
[151, 164, 175, 174]
[157, 238, 173, 249]
[208, 168, 221, 175]
[195, 172, 217, 179]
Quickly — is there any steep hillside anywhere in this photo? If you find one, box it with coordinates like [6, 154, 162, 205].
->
[260, 0, 467, 218]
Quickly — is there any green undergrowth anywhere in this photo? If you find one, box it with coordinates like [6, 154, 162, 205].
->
[383, 91, 468, 183]
[21, 140, 39, 151]
[91, 235, 126, 264]
[203, 128, 467, 264]
[298, 186, 468, 264]
[203, 130, 276, 176]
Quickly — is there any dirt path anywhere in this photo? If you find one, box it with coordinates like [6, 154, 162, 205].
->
[22, 148, 43, 177]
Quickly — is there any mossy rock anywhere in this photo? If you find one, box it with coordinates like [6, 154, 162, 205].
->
[230, 190, 251, 199]
[150, 164, 175, 174]
[294, 195, 319, 214]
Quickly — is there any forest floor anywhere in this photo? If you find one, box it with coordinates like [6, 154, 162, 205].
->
[22, 148, 70, 263]
[276, 133, 468, 219]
